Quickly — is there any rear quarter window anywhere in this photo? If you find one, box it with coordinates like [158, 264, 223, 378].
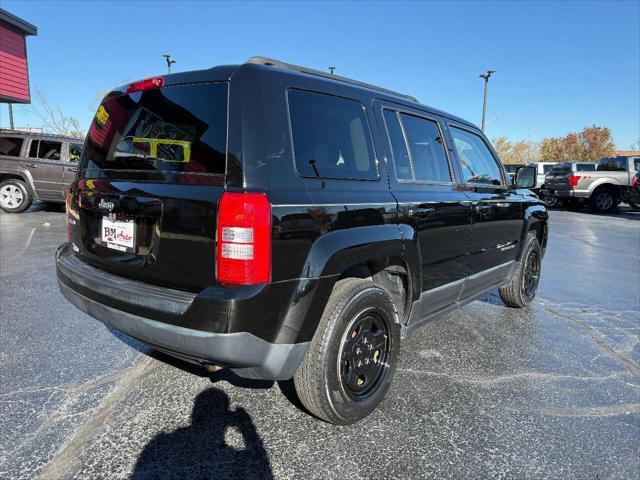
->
[577, 163, 596, 171]
[287, 89, 378, 180]
[0, 136, 24, 157]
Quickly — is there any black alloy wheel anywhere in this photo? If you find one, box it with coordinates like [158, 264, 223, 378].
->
[339, 310, 390, 399]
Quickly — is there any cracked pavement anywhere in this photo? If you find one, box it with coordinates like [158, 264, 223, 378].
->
[1, 204, 639, 479]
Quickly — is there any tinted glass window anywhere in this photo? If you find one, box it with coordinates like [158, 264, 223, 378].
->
[450, 127, 502, 185]
[634, 158, 640, 171]
[543, 164, 555, 173]
[597, 158, 625, 171]
[28, 140, 39, 158]
[288, 90, 377, 180]
[577, 163, 596, 171]
[69, 143, 82, 162]
[29, 140, 62, 160]
[383, 110, 411, 180]
[80, 83, 228, 178]
[399, 113, 450, 183]
[550, 163, 571, 174]
[0, 136, 24, 157]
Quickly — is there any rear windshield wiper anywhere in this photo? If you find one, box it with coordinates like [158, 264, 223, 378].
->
[113, 152, 161, 161]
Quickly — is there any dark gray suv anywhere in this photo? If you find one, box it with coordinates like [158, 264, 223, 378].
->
[0, 130, 83, 212]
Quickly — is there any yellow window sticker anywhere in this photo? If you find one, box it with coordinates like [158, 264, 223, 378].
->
[95, 105, 110, 126]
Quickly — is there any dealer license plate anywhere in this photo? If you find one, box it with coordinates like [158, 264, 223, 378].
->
[101, 216, 135, 252]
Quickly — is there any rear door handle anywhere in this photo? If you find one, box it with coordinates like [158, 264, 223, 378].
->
[408, 207, 435, 218]
[24, 163, 38, 168]
[67, 167, 78, 173]
[474, 204, 492, 212]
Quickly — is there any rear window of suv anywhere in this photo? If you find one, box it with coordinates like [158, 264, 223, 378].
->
[0, 136, 24, 157]
[288, 89, 378, 180]
[80, 82, 228, 178]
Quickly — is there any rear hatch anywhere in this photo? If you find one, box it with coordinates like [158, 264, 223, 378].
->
[74, 80, 228, 291]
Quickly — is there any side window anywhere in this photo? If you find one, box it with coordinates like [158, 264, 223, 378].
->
[288, 89, 377, 180]
[28, 139, 62, 160]
[383, 109, 451, 183]
[578, 163, 595, 172]
[37, 140, 62, 160]
[450, 127, 503, 185]
[29, 140, 40, 158]
[634, 158, 640, 171]
[543, 164, 554, 174]
[382, 110, 411, 180]
[399, 113, 450, 183]
[69, 143, 82, 162]
[0, 136, 24, 157]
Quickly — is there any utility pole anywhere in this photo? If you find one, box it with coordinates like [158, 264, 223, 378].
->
[8, 103, 14, 130]
[479, 70, 495, 131]
[328, 66, 335, 75]
[163, 54, 176, 74]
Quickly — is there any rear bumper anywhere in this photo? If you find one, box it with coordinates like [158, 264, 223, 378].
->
[541, 188, 589, 199]
[55, 243, 309, 380]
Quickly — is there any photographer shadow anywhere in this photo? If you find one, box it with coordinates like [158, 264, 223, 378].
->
[131, 387, 273, 480]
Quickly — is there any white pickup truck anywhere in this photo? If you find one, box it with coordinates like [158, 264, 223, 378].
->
[542, 155, 640, 212]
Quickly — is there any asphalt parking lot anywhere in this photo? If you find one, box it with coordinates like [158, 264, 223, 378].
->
[1, 204, 639, 480]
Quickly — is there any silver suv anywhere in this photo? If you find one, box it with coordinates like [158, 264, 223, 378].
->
[0, 131, 83, 213]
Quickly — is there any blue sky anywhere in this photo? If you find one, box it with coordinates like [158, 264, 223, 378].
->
[2, 1, 639, 148]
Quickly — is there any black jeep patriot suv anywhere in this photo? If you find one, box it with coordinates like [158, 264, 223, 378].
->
[56, 57, 548, 424]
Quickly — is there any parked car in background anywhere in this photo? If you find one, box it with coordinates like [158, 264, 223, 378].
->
[0, 130, 83, 213]
[542, 162, 596, 210]
[56, 57, 548, 425]
[622, 171, 640, 209]
[503, 163, 525, 181]
[532, 162, 557, 188]
[528, 162, 557, 206]
[542, 156, 638, 212]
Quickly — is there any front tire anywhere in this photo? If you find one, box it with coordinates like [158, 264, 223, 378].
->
[0, 179, 32, 213]
[627, 200, 640, 210]
[499, 233, 542, 308]
[294, 278, 400, 425]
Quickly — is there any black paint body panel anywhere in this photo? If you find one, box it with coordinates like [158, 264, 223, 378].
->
[59, 61, 548, 365]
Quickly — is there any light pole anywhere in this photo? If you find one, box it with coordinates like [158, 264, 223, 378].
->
[479, 70, 495, 131]
[163, 54, 176, 74]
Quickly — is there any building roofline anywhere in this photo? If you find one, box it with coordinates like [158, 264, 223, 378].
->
[0, 9, 38, 36]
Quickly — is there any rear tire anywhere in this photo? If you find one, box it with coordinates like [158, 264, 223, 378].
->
[499, 233, 542, 308]
[589, 187, 616, 213]
[0, 179, 32, 213]
[293, 278, 400, 425]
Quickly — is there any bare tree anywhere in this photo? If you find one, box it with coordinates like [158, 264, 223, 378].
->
[22, 87, 85, 138]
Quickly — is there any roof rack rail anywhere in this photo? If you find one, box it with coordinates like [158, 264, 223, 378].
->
[245, 56, 418, 103]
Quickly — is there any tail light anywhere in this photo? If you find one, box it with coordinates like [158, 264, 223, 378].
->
[65, 187, 72, 241]
[632, 175, 639, 189]
[216, 192, 271, 285]
[569, 175, 581, 187]
[126, 77, 164, 94]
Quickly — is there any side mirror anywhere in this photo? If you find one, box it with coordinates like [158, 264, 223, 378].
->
[515, 165, 536, 189]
